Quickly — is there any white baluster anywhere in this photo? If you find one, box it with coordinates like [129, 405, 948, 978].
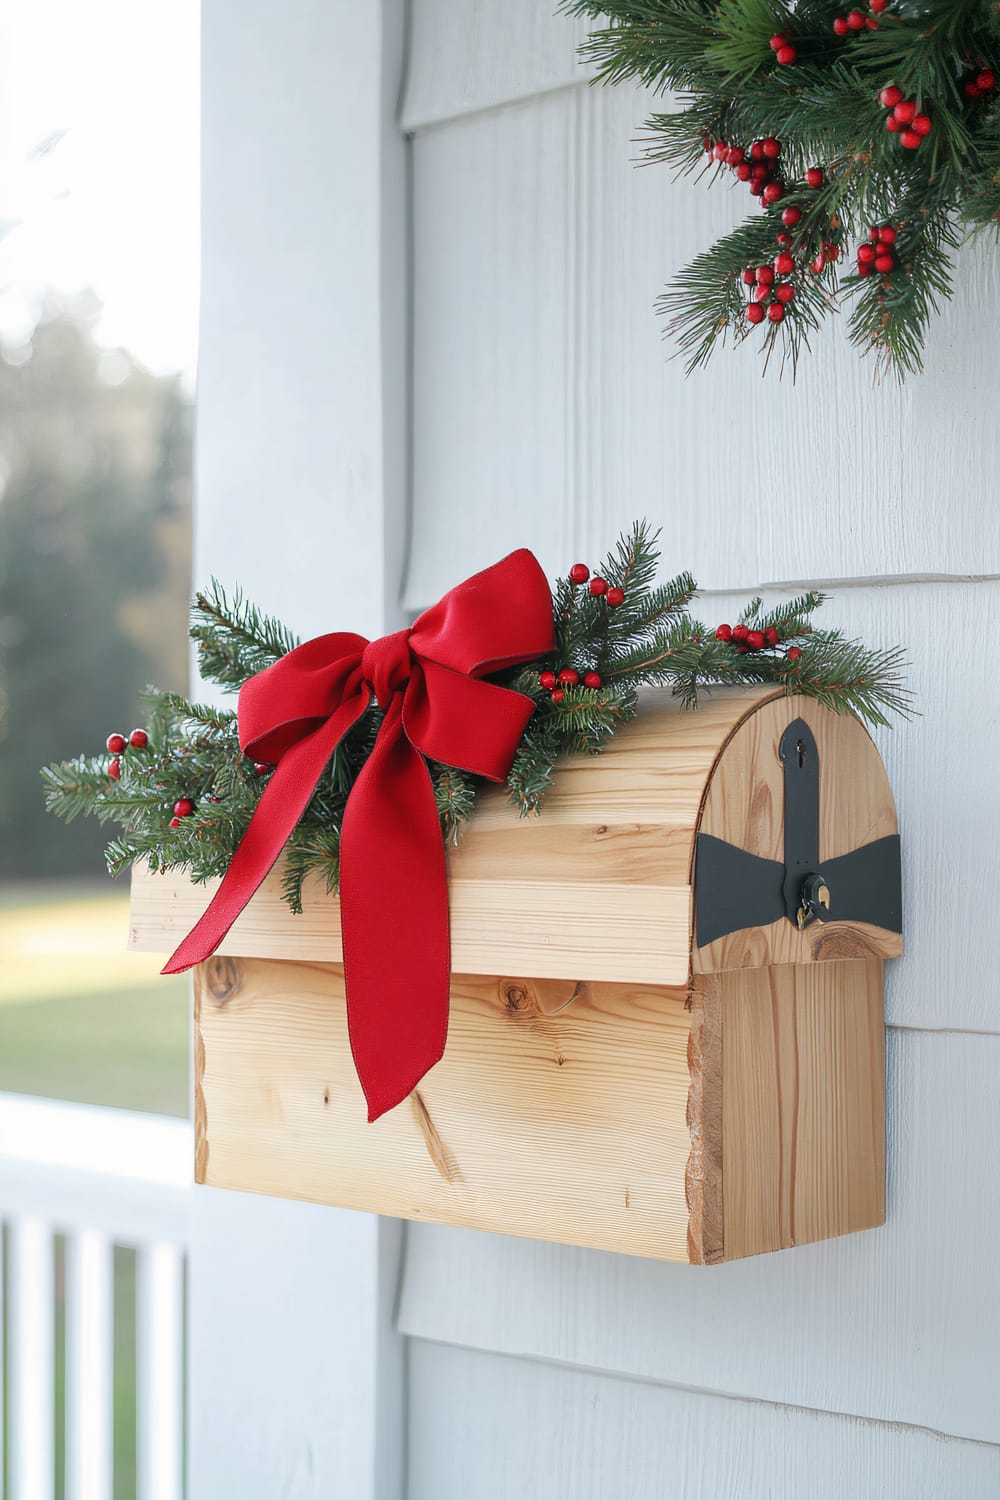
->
[65, 1229, 114, 1500]
[137, 1241, 184, 1500]
[8, 1216, 54, 1500]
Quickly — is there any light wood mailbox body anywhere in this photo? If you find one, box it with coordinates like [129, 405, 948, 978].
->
[130, 686, 901, 1263]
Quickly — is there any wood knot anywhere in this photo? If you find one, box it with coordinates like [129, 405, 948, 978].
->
[811, 925, 879, 961]
[594, 824, 608, 837]
[503, 982, 531, 1013]
[204, 955, 242, 1006]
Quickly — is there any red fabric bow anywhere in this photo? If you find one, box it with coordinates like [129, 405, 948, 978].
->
[163, 549, 555, 1120]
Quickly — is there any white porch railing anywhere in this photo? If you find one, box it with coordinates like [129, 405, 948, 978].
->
[0, 1092, 191, 1500]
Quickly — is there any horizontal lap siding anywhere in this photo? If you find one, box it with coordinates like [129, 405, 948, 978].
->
[408, 1342, 1000, 1500]
[404, 83, 1000, 608]
[399, 3, 1000, 1489]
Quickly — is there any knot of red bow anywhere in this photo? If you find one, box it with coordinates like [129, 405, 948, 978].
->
[163, 549, 555, 1120]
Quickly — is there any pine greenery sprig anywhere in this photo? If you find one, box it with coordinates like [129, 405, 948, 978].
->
[561, 0, 1000, 378]
[41, 522, 911, 908]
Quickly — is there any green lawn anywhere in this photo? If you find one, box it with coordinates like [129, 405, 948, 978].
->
[0, 880, 189, 1117]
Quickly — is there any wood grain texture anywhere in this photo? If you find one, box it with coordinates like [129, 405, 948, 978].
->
[408, 1342, 1000, 1500]
[404, 80, 1000, 610]
[715, 961, 885, 1261]
[695, 695, 902, 973]
[398, 1026, 1000, 1444]
[194, 956, 696, 1261]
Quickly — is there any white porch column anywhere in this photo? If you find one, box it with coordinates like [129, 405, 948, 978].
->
[192, 2, 408, 1495]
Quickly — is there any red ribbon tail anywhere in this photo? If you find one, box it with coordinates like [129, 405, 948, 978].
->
[161, 698, 367, 975]
[338, 699, 450, 1121]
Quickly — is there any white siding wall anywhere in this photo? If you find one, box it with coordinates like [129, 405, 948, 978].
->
[399, 5, 1000, 1496]
[198, 1, 1000, 1494]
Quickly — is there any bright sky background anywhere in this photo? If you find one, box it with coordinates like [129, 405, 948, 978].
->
[0, 0, 199, 380]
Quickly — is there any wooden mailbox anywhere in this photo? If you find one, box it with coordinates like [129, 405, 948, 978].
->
[130, 686, 902, 1263]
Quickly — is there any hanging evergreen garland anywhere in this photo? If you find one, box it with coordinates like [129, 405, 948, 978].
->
[42, 522, 910, 912]
[562, 0, 1000, 377]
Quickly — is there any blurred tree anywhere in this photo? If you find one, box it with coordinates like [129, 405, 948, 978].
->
[0, 295, 192, 877]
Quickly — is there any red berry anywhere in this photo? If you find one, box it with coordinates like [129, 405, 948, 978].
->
[857, 262, 874, 276]
[732, 624, 750, 641]
[750, 141, 765, 161]
[756, 265, 775, 284]
[174, 798, 195, 818]
[106, 733, 127, 754]
[539, 671, 557, 689]
[169, 816, 181, 828]
[879, 226, 897, 244]
[977, 70, 995, 92]
[870, 0, 888, 11]
[208, 796, 221, 803]
[776, 283, 795, 303]
[912, 113, 932, 136]
[774, 251, 795, 274]
[781, 206, 802, 227]
[751, 162, 771, 180]
[736, 162, 752, 181]
[727, 147, 745, 167]
[847, 9, 866, 28]
[753, 286, 771, 303]
[885, 115, 900, 132]
[108, 757, 121, 780]
[776, 232, 792, 248]
[747, 630, 766, 649]
[558, 668, 580, 686]
[879, 85, 903, 108]
[606, 587, 625, 608]
[569, 563, 590, 584]
[762, 138, 781, 158]
[550, 689, 565, 705]
[787, 647, 802, 661]
[128, 728, 149, 749]
[810, 253, 826, 274]
[965, 80, 982, 99]
[715, 624, 733, 642]
[749, 181, 764, 197]
[900, 129, 921, 149]
[746, 303, 766, 324]
[805, 167, 824, 188]
[865, 17, 879, 29]
[776, 45, 797, 64]
[868, 226, 880, 241]
[874, 253, 895, 273]
[589, 576, 607, 597]
[253, 762, 271, 775]
[714, 141, 728, 161]
[742, 268, 756, 285]
[762, 182, 784, 205]
[833, 16, 849, 34]
[764, 627, 780, 647]
[857, 243, 876, 263]
[767, 303, 785, 323]
[893, 100, 916, 123]
[583, 672, 602, 689]
[769, 34, 786, 51]
[826, 242, 840, 261]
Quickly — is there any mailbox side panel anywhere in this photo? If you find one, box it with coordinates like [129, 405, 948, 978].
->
[194, 956, 698, 1262]
[713, 958, 886, 1261]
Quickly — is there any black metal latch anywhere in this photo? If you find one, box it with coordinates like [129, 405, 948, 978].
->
[694, 718, 901, 949]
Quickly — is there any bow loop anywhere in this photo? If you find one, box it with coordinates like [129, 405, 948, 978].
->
[164, 549, 556, 1120]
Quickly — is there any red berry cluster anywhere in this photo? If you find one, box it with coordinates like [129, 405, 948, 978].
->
[833, 1, 885, 36]
[768, 31, 797, 66]
[879, 86, 932, 149]
[567, 562, 624, 608]
[743, 253, 795, 326]
[538, 665, 604, 705]
[169, 797, 196, 829]
[809, 240, 841, 275]
[105, 727, 149, 780]
[715, 624, 802, 663]
[705, 135, 783, 205]
[856, 223, 898, 277]
[964, 67, 996, 101]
